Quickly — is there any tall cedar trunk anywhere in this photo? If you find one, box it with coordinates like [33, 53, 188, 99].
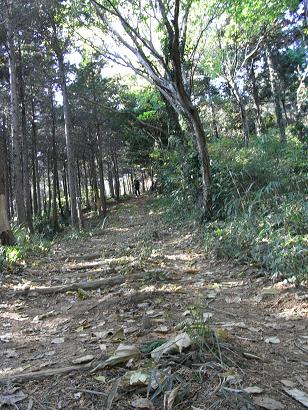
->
[250, 62, 262, 137]
[75, 159, 83, 227]
[47, 151, 52, 218]
[90, 154, 99, 210]
[122, 176, 126, 197]
[62, 163, 69, 213]
[18, 44, 33, 231]
[0, 126, 15, 245]
[107, 161, 115, 198]
[2, 117, 11, 219]
[50, 87, 59, 231]
[83, 157, 90, 208]
[265, 48, 286, 143]
[113, 155, 120, 200]
[56, 50, 81, 227]
[97, 125, 107, 215]
[31, 98, 41, 215]
[6, 5, 26, 225]
[43, 175, 47, 214]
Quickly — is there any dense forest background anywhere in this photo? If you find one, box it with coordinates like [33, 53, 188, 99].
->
[0, 0, 307, 279]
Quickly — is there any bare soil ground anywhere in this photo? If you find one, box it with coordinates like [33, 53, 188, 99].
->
[0, 196, 307, 409]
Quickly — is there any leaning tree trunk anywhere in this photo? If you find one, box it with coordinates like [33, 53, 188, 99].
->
[265, 48, 286, 143]
[56, 50, 82, 228]
[6, 5, 26, 225]
[0, 132, 15, 245]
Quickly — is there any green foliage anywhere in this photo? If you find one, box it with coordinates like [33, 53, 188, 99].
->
[0, 226, 51, 273]
[205, 134, 308, 279]
[155, 132, 307, 279]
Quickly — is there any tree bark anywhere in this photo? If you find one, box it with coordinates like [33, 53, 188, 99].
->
[6, 3, 27, 225]
[107, 160, 115, 198]
[96, 125, 107, 215]
[50, 87, 59, 232]
[83, 157, 90, 208]
[0, 131, 15, 245]
[56, 49, 81, 227]
[62, 162, 69, 213]
[17, 43, 33, 231]
[250, 62, 262, 137]
[265, 48, 286, 143]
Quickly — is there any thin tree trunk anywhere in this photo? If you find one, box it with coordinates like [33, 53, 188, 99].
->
[31, 98, 41, 215]
[6, 4, 26, 225]
[63, 162, 69, 214]
[56, 48, 81, 227]
[209, 98, 219, 139]
[250, 62, 262, 137]
[107, 161, 115, 199]
[265, 48, 286, 143]
[83, 157, 90, 208]
[50, 87, 59, 232]
[47, 151, 52, 218]
[2, 117, 10, 219]
[113, 155, 120, 200]
[141, 170, 145, 192]
[96, 125, 107, 215]
[0, 124, 15, 245]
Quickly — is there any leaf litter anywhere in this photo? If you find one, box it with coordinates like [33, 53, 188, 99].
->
[1, 197, 307, 409]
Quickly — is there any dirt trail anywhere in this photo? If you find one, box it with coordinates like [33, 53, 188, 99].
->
[0, 197, 307, 409]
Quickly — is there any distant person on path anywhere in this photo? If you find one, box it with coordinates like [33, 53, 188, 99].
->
[134, 178, 141, 196]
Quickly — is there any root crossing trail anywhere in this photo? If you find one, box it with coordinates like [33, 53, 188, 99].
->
[0, 197, 307, 409]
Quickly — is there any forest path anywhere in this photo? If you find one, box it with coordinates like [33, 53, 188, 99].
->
[0, 196, 307, 409]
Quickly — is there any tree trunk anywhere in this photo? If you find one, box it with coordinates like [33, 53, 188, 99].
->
[83, 157, 90, 209]
[0, 131, 15, 245]
[17, 43, 33, 231]
[56, 50, 81, 227]
[229, 78, 249, 145]
[188, 108, 212, 217]
[209, 98, 219, 139]
[113, 155, 120, 200]
[265, 48, 286, 143]
[63, 162, 69, 213]
[6, 5, 26, 225]
[107, 161, 115, 198]
[47, 151, 52, 218]
[141, 170, 145, 192]
[96, 125, 107, 215]
[250, 62, 262, 137]
[50, 87, 59, 232]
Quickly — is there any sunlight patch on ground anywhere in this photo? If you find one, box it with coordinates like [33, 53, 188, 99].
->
[107, 227, 130, 232]
[164, 253, 192, 261]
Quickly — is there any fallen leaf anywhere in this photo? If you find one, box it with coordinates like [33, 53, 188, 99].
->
[112, 328, 125, 342]
[51, 337, 65, 344]
[93, 375, 106, 382]
[92, 344, 140, 370]
[225, 296, 242, 304]
[280, 380, 296, 388]
[164, 385, 180, 410]
[0, 391, 27, 406]
[283, 388, 308, 408]
[131, 398, 154, 409]
[155, 325, 169, 333]
[5, 349, 18, 358]
[253, 396, 284, 409]
[203, 312, 213, 321]
[244, 386, 264, 394]
[265, 336, 280, 344]
[72, 355, 94, 364]
[151, 333, 192, 361]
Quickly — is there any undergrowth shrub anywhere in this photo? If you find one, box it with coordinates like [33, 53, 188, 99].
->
[154, 132, 308, 279]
